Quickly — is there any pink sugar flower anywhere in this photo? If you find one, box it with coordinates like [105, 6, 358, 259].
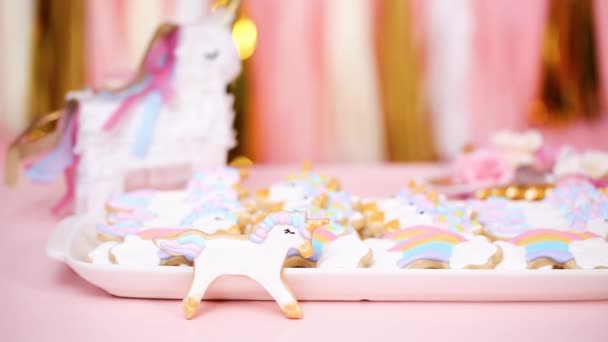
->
[452, 147, 514, 188]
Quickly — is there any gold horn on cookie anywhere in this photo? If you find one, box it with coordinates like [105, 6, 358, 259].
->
[306, 218, 330, 234]
[229, 155, 253, 178]
[312, 192, 328, 208]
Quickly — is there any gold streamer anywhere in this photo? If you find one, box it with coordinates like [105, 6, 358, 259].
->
[27, 0, 86, 122]
[529, 0, 600, 125]
[377, 0, 436, 161]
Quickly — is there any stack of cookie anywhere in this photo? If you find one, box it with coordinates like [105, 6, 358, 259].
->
[87, 165, 608, 270]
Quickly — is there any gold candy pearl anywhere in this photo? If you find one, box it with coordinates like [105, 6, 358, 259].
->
[505, 186, 523, 200]
[524, 186, 545, 201]
[475, 188, 490, 200]
[489, 187, 506, 198]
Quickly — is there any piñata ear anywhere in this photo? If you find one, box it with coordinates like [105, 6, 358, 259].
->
[215, 0, 241, 27]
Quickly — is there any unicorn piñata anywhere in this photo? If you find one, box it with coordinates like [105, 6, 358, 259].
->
[5, 1, 242, 216]
[154, 211, 329, 319]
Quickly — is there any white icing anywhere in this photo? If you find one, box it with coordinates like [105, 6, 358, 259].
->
[363, 238, 400, 270]
[110, 236, 161, 266]
[268, 183, 310, 202]
[570, 238, 608, 269]
[186, 212, 237, 234]
[509, 202, 608, 235]
[494, 241, 528, 270]
[586, 218, 608, 239]
[515, 201, 569, 229]
[87, 241, 119, 264]
[449, 236, 497, 269]
[317, 233, 371, 269]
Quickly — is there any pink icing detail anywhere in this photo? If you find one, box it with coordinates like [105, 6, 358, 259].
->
[384, 225, 437, 240]
[137, 228, 187, 240]
[254, 229, 269, 239]
[510, 229, 598, 244]
[313, 228, 339, 242]
[51, 111, 79, 216]
[388, 229, 465, 253]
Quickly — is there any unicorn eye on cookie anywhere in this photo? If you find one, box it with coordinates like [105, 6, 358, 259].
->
[153, 211, 329, 319]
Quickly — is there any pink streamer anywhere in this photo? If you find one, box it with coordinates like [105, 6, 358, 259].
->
[468, 0, 549, 145]
[246, 0, 325, 162]
[103, 28, 179, 131]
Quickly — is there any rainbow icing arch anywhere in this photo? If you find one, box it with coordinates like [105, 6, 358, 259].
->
[509, 229, 599, 264]
[387, 226, 466, 268]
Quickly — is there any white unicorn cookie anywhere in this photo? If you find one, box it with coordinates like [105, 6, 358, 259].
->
[153, 211, 329, 319]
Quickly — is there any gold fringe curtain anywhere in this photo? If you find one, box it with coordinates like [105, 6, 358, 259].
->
[27, 0, 85, 122]
[377, 0, 435, 162]
[530, 0, 599, 126]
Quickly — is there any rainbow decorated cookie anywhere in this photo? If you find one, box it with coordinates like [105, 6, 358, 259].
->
[384, 226, 501, 269]
[495, 229, 605, 269]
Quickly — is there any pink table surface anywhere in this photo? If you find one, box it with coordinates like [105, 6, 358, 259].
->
[1, 151, 608, 341]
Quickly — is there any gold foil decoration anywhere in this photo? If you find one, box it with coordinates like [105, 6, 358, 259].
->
[27, 0, 85, 122]
[529, 0, 600, 125]
[377, 0, 436, 161]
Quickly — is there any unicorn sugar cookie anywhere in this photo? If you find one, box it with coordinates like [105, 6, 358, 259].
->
[154, 211, 329, 319]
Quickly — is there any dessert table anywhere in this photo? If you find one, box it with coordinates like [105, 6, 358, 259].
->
[1, 141, 607, 341]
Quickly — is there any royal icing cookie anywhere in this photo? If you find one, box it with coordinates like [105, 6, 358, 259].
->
[153, 211, 328, 319]
[498, 229, 601, 269]
[384, 226, 501, 269]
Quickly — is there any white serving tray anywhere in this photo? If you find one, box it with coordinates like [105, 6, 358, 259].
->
[48, 215, 608, 301]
